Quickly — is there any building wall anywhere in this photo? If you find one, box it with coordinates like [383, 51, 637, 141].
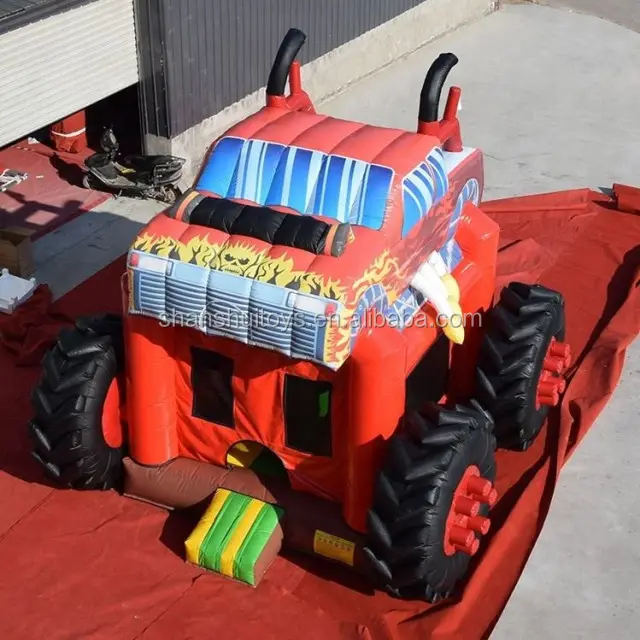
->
[137, 0, 497, 185]
[138, 0, 426, 139]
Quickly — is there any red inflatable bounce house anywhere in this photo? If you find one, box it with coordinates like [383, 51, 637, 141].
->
[29, 29, 571, 601]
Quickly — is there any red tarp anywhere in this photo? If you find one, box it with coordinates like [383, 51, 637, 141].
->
[0, 186, 638, 639]
[0, 141, 109, 238]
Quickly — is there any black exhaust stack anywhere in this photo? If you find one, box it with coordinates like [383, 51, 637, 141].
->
[419, 53, 459, 123]
[266, 28, 307, 97]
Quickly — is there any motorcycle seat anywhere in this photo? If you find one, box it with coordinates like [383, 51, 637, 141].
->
[124, 154, 185, 170]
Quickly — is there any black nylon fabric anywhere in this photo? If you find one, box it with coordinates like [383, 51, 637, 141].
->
[186, 197, 333, 255]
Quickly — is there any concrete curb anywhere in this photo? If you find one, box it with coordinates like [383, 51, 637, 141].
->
[147, 0, 499, 187]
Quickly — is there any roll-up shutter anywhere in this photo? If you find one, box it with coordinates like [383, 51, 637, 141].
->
[0, 0, 139, 147]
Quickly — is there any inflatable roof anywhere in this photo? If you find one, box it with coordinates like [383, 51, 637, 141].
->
[127, 109, 482, 370]
[196, 110, 447, 235]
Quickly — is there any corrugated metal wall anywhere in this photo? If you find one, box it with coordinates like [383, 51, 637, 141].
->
[0, 0, 139, 147]
[135, 0, 167, 143]
[141, 0, 425, 138]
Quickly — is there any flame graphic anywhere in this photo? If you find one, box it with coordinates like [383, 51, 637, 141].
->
[323, 249, 406, 365]
[320, 183, 461, 366]
[132, 233, 347, 301]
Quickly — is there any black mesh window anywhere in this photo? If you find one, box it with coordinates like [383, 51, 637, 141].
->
[284, 375, 332, 456]
[191, 347, 235, 428]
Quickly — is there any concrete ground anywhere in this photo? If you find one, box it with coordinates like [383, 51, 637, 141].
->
[529, 0, 640, 33]
[27, 3, 639, 637]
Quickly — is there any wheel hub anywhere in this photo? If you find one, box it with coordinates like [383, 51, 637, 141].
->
[443, 465, 497, 557]
[536, 338, 571, 409]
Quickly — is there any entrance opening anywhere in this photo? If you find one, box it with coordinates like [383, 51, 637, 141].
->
[226, 441, 289, 480]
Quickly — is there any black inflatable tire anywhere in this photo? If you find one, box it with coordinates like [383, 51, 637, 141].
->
[364, 401, 497, 602]
[29, 315, 125, 489]
[476, 282, 566, 451]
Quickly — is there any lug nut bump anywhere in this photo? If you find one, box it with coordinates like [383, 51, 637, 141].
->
[485, 488, 498, 507]
[467, 476, 492, 497]
[543, 356, 564, 374]
[450, 526, 475, 548]
[468, 515, 491, 535]
[537, 390, 559, 407]
[538, 380, 560, 396]
[455, 496, 481, 517]
[455, 536, 480, 556]
[550, 341, 571, 363]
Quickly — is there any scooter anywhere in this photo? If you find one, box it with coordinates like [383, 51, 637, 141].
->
[82, 128, 186, 204]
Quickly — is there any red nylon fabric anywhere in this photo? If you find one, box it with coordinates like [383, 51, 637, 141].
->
[0, 186, 637, 639]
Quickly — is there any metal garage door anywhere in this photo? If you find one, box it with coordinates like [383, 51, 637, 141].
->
[0, 0, 139, 147]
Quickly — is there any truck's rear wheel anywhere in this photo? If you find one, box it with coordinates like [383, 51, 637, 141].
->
[364, 401, 497, 602]
[476, 283, 570, 451]
[29, 315, 126, 489]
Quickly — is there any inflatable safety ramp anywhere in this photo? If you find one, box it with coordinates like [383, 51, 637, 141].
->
[185, 489, 284, 587]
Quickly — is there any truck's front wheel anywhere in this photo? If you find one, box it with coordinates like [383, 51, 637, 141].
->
[364, 402, 497, 602]
[29, 315, 126, 490]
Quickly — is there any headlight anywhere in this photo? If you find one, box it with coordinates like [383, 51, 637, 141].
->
[129, 252, 168, 274]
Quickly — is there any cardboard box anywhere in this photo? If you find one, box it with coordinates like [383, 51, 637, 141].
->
[0, 227, 35, 277]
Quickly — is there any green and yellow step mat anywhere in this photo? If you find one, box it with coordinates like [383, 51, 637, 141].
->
[226, 441, 288, 478]
[185, 489, 284, 586]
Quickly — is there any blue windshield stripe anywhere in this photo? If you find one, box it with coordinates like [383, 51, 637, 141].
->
[198, 136, 393, 230]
